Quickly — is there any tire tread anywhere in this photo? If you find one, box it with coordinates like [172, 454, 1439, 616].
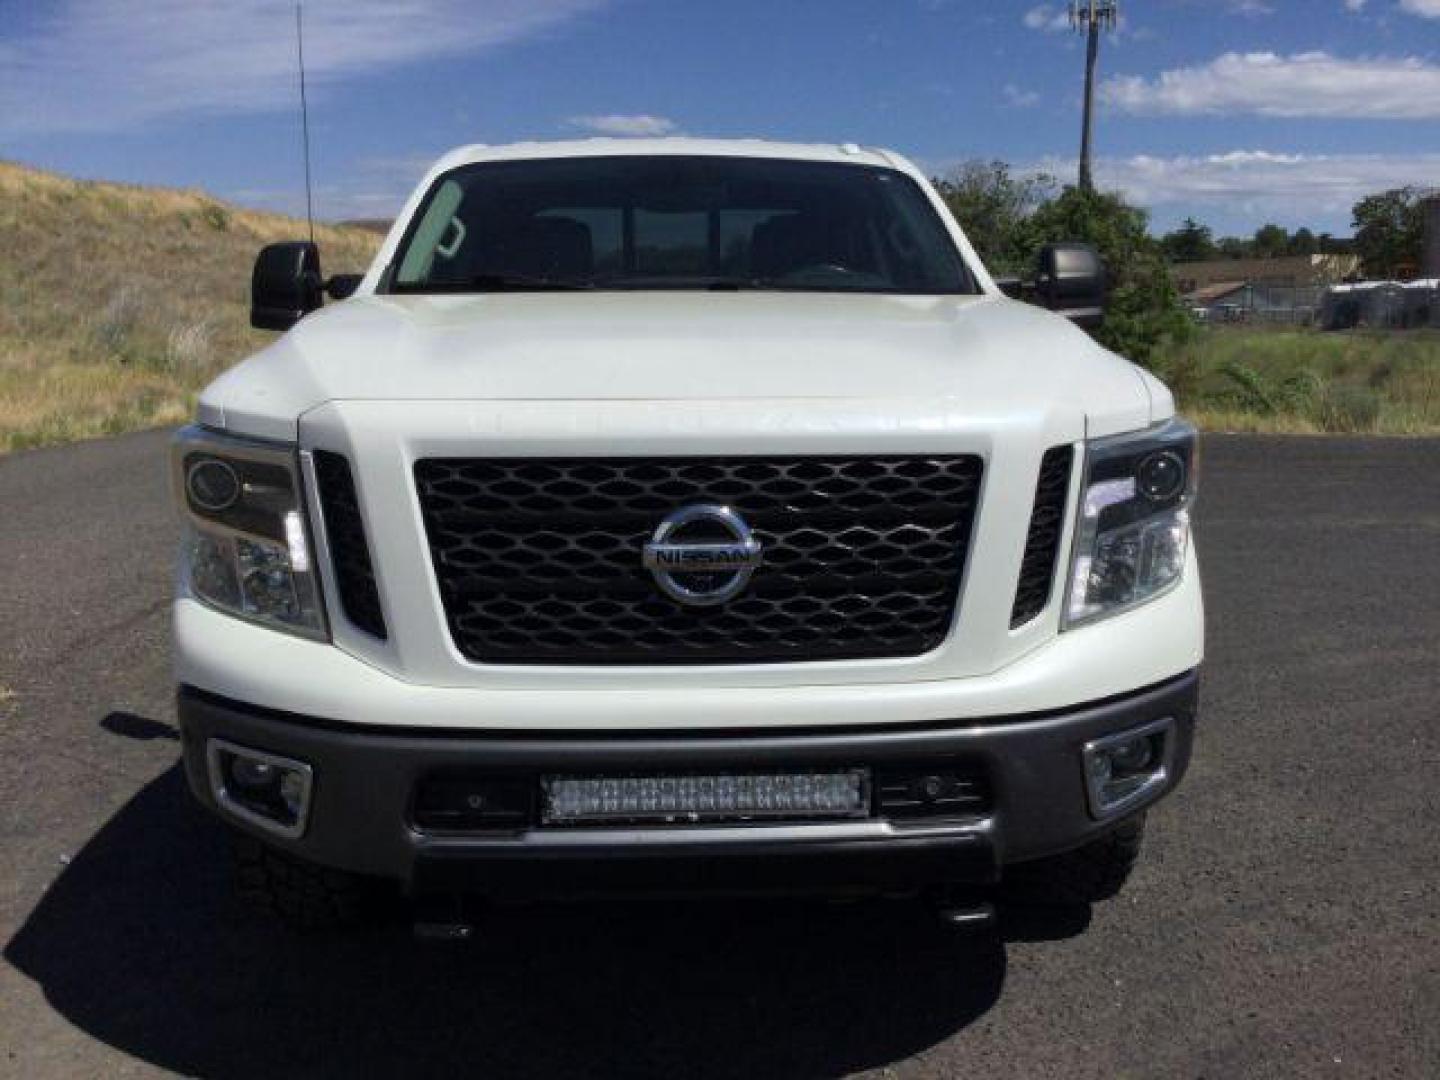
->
[1002, 814, 1146, 905]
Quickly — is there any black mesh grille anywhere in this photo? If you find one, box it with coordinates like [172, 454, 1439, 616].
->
[1010, 445, 1074, 628]
[314, 450, 387, 640]
[414, 455, 984, 664]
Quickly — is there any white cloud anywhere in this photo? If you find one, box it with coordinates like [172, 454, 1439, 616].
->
[0, 0, 605, 135]
[1228, 0, 1275, 15]
[1003, 84, 1040, 108]
[565, 114, 678, 137]
[1032, 149, 1440, 224]
[1102, 51, 1440, 118]
[1399, 0, 1440, 15]
[1344, 0, 1368, 11]
[1022, 4, 1070, 32]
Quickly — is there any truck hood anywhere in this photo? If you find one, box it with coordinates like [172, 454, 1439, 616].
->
[201, 292, 1161, 441]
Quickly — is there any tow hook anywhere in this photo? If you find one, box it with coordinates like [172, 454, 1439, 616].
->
[412, 894, 475, 942]
[931, 891, 997, 930]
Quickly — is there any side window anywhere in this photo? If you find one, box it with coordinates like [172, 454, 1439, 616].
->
[396, 179, 465, 284]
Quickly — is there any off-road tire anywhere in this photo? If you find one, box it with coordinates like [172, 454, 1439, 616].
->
[231, 834, 389, 931]
[1001, 814, 1146, 905]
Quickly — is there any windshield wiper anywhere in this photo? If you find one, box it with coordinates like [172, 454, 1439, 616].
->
[469, 273, 594, 292]
[588, 275, 784, 291]
[702, 278, 783, 291]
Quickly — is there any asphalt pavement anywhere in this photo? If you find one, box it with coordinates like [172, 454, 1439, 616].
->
[0, 429, 1436, 1078]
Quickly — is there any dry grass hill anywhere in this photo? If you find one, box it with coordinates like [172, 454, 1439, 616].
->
[0, 162, 381, 452]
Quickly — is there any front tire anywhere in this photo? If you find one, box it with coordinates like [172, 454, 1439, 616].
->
[1001, 814, 1146, 905]
[231, 834, 390, 931]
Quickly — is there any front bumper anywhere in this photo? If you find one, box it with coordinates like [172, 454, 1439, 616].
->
[178, 671, 1198, 897]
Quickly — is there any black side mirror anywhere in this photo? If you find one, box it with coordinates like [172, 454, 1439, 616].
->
[251, 241, 323, 331]
[994, 275, 1026, 300]
[1035, 242, 1106, 329]
[326, 273, 364, 301]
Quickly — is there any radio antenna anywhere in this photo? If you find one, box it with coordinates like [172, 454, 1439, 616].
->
[295, 1, 315, 242]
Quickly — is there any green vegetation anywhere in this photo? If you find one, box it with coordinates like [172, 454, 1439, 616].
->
[932, 161, 1057, 277]
[936, 163, 1192, 367]
[1154, 327, 1440, 435]
[0, 162, 380, 453]
[1351, 187, 1429, 279]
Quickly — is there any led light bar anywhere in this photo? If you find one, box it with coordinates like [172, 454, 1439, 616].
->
[541, 770, 870, 825]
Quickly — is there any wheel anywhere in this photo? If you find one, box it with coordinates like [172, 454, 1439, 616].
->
[1001, 814, 1146, 905]
[231, 833, 390, 931]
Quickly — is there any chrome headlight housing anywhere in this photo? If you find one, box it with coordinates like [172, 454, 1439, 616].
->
[171, 426, 327, 639]
[1064, 417, 1198, 628]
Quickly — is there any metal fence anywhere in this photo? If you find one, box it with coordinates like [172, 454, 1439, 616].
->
[1189, 284, 1326, 326]
[1192, 282, 1440, 329]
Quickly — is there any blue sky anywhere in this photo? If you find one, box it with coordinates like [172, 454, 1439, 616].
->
[2, 0, 1437, 236]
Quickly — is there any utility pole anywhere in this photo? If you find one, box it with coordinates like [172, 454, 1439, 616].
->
[1071, 1, 1119, 194]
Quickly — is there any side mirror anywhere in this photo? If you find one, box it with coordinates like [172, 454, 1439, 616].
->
[994, 275, 1026, 300]
[251, 241, 323, 331]
[251, 245, 365, 330]
[1035, 242, 1106, 329]
[326, 273, 364, 300]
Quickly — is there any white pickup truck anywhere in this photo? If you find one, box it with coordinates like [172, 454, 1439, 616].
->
[172, 139, 1202, 931]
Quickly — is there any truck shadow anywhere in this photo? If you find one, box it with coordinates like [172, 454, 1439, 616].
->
[6, 762, 1089, 1079]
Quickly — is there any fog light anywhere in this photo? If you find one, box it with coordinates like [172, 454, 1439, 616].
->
[230, 757, 277, 789]
[206, 739, 313, 839]
[1082, 718, 1174, 820]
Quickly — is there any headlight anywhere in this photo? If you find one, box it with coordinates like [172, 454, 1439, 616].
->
[171, 426, 327, 639]
[1064, 417, 1198, 628]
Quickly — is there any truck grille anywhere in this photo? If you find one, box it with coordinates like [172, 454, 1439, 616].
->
[1010, 445, 1074, 628]
[414, 455, 984, 664]
[313, 450, 387, 640]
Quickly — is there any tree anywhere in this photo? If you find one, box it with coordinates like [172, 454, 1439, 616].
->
[1160, 217, 1217, 263]
[1251, 223, 1290, 259]
[1020, 186, 1193, 367]
[1351, 187, 1424, 278]
[1216, 237, 1252, 259]
[1287, 227, 1317, 257]
[934, 161, 1057, 275]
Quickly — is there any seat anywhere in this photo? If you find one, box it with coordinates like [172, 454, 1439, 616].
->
[750, 214, 838, 280]
[472, 216, 594, 280]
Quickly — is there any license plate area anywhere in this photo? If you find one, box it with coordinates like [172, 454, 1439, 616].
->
[540, 769, 872, 827]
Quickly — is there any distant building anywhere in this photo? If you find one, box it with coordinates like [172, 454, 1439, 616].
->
[1184, 281, 1248, 323]
[1186, 280, 1337, 325]
[1170, 254, 1361, 295]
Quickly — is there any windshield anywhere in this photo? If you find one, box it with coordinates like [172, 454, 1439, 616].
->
[387, 156, 975, 294]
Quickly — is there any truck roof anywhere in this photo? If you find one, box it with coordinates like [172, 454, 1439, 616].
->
[428, 137, 909, 174]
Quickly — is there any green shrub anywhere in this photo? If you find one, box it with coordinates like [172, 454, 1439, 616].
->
[1317, 383, 1381, 432]
[1159, 327, 1439, 434]
[1020, 187, 1194, 369]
